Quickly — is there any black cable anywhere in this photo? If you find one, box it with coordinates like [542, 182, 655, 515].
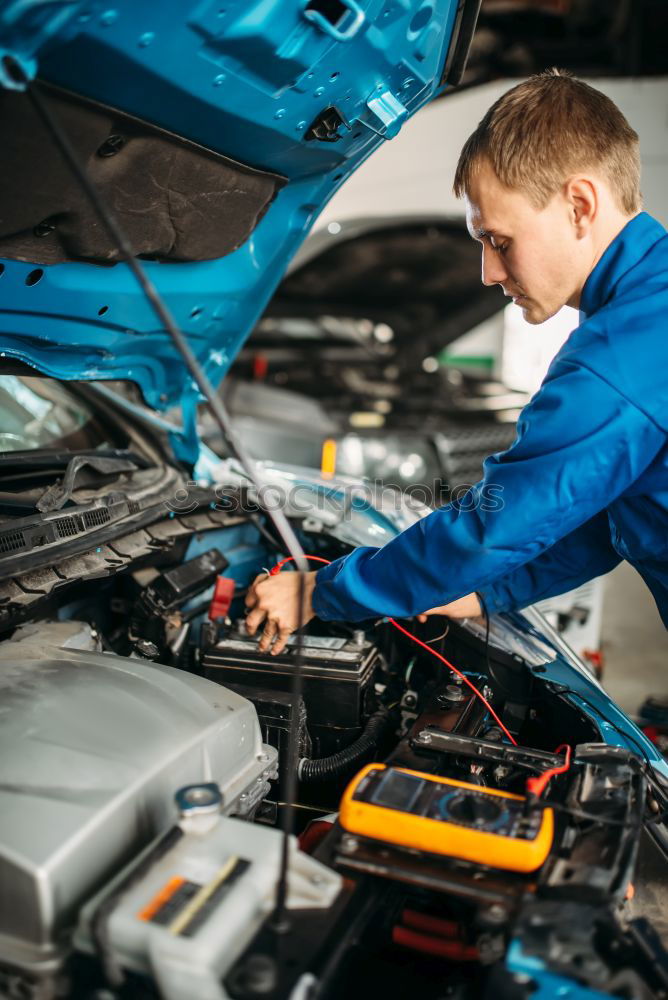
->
[12, 63, 308, 941]
[479, 590, 492, 670]
[298, 709, 393, 783]
[181, 599, 212, 623]
[476, 590, 520, 696]
[550, 685, 668, 818]
[539, 798, 643, 829]
[273, 567, 307, 929]
[249, 511, 285, 553]
[550, 683, 655, 767]
[544, 685, 668, 833]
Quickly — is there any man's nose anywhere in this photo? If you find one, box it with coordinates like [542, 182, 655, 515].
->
[481, 244, 508, 287]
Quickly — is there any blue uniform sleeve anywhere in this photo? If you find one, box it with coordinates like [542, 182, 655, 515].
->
[312, 357, 665, 622]
[478, 511, 622, 615]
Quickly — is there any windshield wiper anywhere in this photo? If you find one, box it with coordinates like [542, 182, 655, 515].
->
[0, 448, 150, 470]
[0, 449, 151, 513]
[35, 453, 145, 513]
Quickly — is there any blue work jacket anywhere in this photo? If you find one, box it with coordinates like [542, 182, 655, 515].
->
[312, 212, 668, 628]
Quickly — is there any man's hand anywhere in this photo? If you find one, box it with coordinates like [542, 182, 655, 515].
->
[416, 592, 482, 623]
[245, 570, 318, 655]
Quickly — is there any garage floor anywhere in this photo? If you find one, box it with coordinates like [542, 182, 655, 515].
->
[601, 561, 667, 716]
[601, 564, 668, 941]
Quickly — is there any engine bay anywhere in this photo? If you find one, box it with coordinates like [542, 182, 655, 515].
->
[1, 4, 667, 999]
[1, 487, 668, 1000]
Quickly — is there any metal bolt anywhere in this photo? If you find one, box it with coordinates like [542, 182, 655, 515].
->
[415, 731, 432, 745]
[352, 629, 366, 647]
[482, 904, 508, 926]
[438, 684, 466, 706]
[236, 954, 277, 995]
[340, 835, 359, 854]
[482, 685, 494, 702]
[34, 218, 56, 238]
[134, 639, 159, 659]
[97, 134, 125, 157]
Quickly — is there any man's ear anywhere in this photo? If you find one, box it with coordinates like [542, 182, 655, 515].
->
[563, 176, 598, 236]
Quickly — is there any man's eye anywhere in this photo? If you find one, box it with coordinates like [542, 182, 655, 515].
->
[492, 241, 509, 255]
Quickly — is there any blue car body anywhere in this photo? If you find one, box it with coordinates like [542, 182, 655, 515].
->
[1, 6, 667, 998]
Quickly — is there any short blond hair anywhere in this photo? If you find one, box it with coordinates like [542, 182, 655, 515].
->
[453, 69, 641, 215]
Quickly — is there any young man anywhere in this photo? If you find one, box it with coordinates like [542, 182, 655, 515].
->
[245, 69, 668, 654]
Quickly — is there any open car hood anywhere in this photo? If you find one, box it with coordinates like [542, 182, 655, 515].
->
[0, 0, 479, 415]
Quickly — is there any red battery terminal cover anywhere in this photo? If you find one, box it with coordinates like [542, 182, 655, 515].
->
[208, 576, 236, 621]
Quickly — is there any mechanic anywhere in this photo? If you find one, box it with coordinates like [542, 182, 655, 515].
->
[245, 69, 668, 655]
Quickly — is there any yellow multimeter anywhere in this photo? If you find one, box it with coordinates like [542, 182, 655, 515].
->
[339, 763, 554, 874]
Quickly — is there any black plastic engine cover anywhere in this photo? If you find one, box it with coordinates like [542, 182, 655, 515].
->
[0, 83, 286, 264]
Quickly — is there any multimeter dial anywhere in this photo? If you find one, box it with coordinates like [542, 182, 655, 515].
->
[438, 791, 505, 829]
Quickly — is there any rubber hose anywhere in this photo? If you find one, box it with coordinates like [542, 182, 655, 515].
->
[298, 709, 391, 783]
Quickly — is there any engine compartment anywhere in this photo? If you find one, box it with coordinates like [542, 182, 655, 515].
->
[1, 489, 667, 1000]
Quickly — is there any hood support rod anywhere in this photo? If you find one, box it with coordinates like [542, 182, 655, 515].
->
[6, 55, 309, 966]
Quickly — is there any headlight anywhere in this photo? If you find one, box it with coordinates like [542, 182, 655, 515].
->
[334, 433, 442, 502]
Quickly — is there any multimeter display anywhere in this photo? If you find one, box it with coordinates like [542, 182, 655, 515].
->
[368, 768, 539, 840]
[371, 770, 423, 811]
[339, 764, 554, 873]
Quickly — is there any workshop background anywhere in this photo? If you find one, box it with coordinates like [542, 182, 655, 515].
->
[231, 0, 668, 727]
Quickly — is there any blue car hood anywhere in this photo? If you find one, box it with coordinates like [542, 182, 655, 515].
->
[0, 0, 474, 419]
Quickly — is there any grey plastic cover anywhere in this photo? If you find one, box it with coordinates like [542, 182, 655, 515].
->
[0, 645, 275, 974]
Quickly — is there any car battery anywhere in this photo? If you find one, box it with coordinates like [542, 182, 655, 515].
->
[201, 627, 379, 757]
[223, 683, 311, 784]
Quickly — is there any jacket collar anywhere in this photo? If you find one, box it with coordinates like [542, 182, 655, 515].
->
[579, 211, 667, 319]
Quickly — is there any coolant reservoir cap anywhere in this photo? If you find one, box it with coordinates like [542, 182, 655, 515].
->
[175, 782, 223, 817]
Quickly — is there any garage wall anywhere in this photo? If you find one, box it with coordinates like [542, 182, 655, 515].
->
[314, 77, 668, 230]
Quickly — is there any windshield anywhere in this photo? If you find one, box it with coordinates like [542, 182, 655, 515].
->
[0, 376, 112, 452]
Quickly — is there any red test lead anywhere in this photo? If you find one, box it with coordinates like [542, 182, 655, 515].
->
[267, 555, 518, 747]
[525, 744, 572, 799]
[208, 576, 236, 621]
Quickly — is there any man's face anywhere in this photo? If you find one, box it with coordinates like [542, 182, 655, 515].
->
[465, 158, 583, 325]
